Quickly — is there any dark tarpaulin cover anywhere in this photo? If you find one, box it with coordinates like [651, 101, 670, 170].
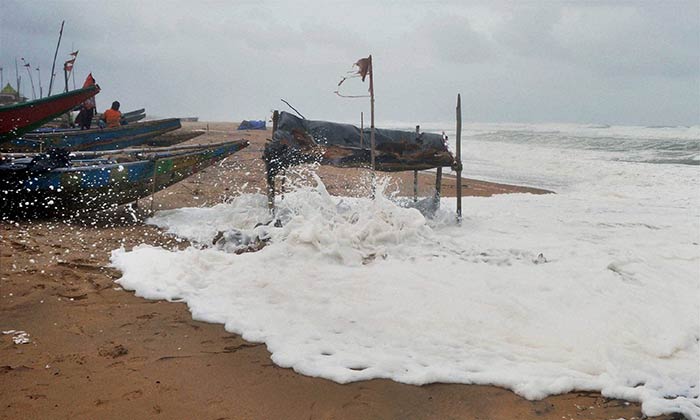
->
[238, 120, 266, 130]
[264, 112, 454, 177]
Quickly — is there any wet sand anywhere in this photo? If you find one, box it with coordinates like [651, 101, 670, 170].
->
[0, 122, 679, 419]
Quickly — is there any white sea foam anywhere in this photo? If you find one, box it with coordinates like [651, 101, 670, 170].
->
[112, 126, 700, 418]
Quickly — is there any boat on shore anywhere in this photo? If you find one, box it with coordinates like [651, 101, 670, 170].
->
[2, 118, 182, 152]
[92, 108, 146, 125]
[264, 111, 455, 178]
[0, 86, 100, 141]
[0, 139, 249, 218]
[145, 130, 205, 147]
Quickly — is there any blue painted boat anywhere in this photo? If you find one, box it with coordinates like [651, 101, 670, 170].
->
[2, 118, 181, 152]
[0, 140, 249, 218]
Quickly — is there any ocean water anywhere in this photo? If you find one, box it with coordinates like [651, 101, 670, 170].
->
[111, 123, 700, 418]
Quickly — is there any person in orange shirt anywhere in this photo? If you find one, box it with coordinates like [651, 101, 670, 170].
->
[101, 101, 123, 128]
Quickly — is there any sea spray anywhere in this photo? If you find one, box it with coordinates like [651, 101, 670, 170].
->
[112, 172, 699, 419]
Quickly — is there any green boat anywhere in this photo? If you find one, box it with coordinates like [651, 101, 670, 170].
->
[0, 140, 248, 218]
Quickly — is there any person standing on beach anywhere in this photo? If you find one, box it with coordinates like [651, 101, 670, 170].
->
[74, 104, 96, 130]
[101, 101, 123, 128]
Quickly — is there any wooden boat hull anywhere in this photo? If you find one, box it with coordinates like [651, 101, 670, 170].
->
[3, 118, 181, 152]
[0, 86, 100, 141]
[264, 111, 455, 178]
[0, 140, 249, 218]
[145, 130, 205, 147]
[92, 108, 146, 125]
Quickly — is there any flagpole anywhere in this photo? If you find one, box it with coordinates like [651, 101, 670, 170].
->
[15, 58, 20, 96]
[22, 59, 36, 100]
[48, 20, 65, 96]
[36, 67, 43, 98]
[64, 64, 69, 93]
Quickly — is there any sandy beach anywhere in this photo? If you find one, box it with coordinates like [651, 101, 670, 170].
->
[0, 122, 682, 420]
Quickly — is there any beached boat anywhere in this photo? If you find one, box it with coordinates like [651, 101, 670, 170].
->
[92, 108, 146, 125]
[0, 140, 249, 217]
[145, 130, 205, 147]
[0, 85, 100, 141]
[2, 118, 182, 152]
[264, 111, 455, 178]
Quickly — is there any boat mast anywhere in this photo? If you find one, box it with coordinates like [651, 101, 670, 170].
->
[14, 58, 21, 100]
[36, 66, 43, 98]
[48, 20, 65, 96]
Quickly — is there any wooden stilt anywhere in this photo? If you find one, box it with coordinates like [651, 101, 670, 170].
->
[369, 55, 375, 171]
[435, 167, 442, 207]
[414, 125, 419, 202]
[369, 55, 377, 199]
[267, 110, 279, 212]
[455, 94, 463, 222]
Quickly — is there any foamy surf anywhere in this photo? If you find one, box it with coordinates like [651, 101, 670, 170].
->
[111, 172, 699, 419]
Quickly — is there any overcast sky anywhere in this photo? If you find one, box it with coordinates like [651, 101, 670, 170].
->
[1, 0, 698, 126]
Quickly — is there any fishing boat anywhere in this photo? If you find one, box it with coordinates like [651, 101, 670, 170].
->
[145, 130, 205, 147]
[92, 108, 146, 125]
[264, 111, 455, 177]
[2, 118, 182, 152]
[0, 85, 100, 141]
[0, 140, 249, 217]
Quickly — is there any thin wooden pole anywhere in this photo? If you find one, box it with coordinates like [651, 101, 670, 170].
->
[369, 55, 375, 171]
[435, 167, 442, 207]
[414, 125, 419, 202]
[36, 67, 43, 98]
[267, 110, 279, 212]
[14, 58, 20, 96]
[368, 55, 377, 199]
[23, 61, 36, 100]
[48, 21, 64, 96]
[456, 94, 463, 221]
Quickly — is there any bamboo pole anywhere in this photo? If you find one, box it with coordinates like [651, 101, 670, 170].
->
[267, 110, 279, 211]
[456, 93, 462, 221]
[369, 55, 375, 171]
[435, 167, 442, 206]
[36, 67, 43, 98]
[14, 58, 20, 96]
[414, 125, 419, 202]
[368, 55, 376, 199]
[48, 21, 64, 96]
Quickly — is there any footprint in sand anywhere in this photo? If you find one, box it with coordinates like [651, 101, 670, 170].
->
[122, 390, 143, 400]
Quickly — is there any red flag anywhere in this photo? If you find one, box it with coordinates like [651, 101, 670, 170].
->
[81, 73, 97, 109]
[354, 56, 371, 82]
[82, 73, 95, 88]
[63, 58, 75, 72]
[70, 50, 79, 57]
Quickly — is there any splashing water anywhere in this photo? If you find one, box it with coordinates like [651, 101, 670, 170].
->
[112, 171, 699, 419]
